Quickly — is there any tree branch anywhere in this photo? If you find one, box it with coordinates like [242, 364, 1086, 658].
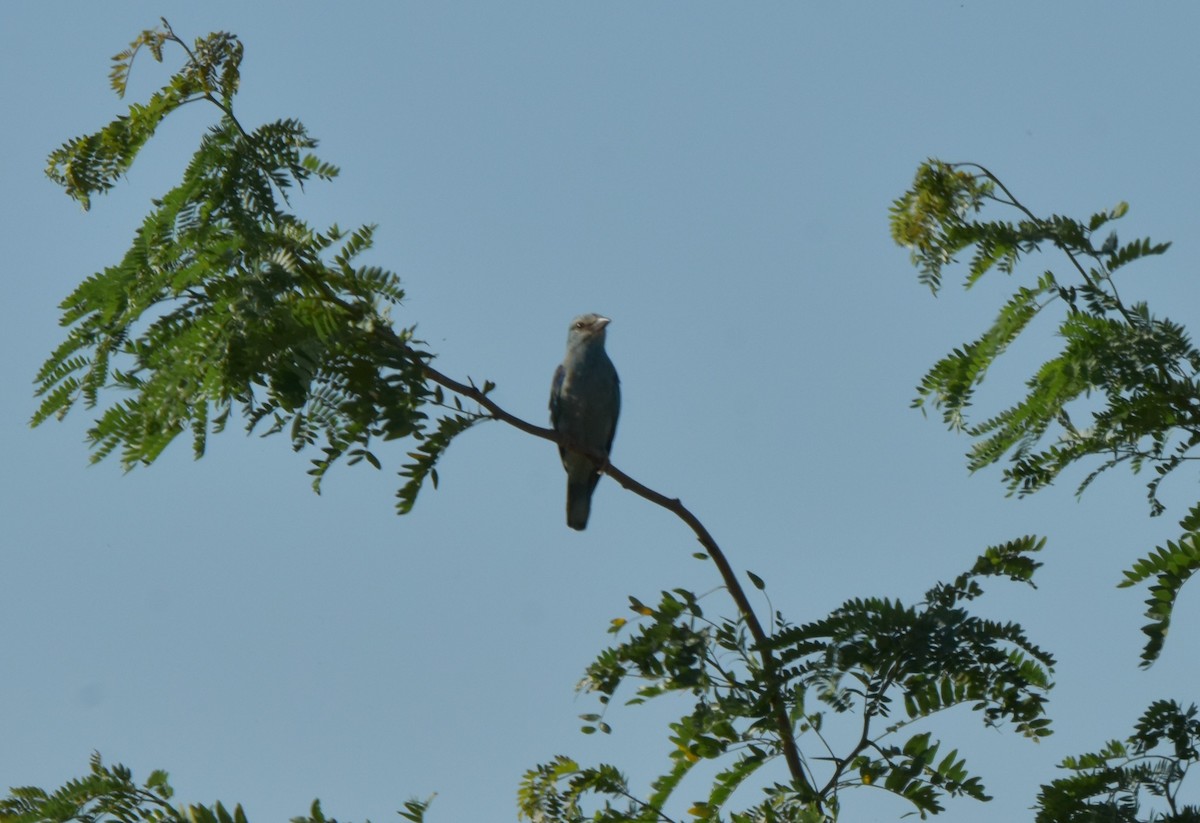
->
[161, 17, 251, 139]
[951, 161, 1139, 327]
[370, 324, 817, 801]
[203, 54, 819, 794]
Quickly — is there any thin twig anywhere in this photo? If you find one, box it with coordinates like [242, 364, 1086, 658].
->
[161, 18, 251, 139]
[952, 161, 1139, 326]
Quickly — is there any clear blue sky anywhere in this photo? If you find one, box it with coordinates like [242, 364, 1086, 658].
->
[4, 3, 1200, 821]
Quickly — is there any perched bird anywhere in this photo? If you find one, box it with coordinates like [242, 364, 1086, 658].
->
[549, 313, 621, 530]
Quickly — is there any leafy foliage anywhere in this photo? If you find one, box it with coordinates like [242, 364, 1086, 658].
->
[48, 23, 243, 211]
[0, 755, 418, 823]
[1, 753, 199, 823]
[395, 385, 490, 515]
[1034, 700, 1200, 823]
[894, 159, 1200, 819]
[889, 160, 1001, 294]
[1118, 502, 1200, 667]
[893, 161, 1185, 508]
[519, 538, 1053, 821]
[892, 160, 1200, 662]
[34, 23, 483, 509]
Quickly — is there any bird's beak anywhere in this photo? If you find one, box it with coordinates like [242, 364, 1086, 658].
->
[595, 316, 611, 329]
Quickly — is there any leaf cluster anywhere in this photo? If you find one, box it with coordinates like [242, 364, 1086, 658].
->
[0, 756, 422, 823]
[1118, 502, 1200, 666]
[892, 159, 1200, 663]
[34, 23, 482, 512]
[771, 535, 1052, 815]
[519, 538, 1052, 821]
[895, 159, 1200, 821]
[895, 161, 1185, 507]
[48, 24, 243, 211]
[2, 753, 195, 823]
[1034, 700, 1200, 822]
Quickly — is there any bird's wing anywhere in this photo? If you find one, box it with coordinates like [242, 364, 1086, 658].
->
[549, 363, 566, 427]
[605, 370, 620, 454]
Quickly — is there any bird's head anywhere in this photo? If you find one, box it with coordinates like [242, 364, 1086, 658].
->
[567, 313, 612, 346]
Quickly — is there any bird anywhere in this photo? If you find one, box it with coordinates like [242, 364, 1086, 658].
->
[549, 313, 621, 530]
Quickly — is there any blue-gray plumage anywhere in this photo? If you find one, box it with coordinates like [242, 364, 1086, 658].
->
[550, 313, 621, 530]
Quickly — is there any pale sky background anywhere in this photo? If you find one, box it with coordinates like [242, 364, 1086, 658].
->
[4, 4, 1200, 822]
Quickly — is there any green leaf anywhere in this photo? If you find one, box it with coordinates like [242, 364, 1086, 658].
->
[395, 412, 482, 514]
[1118, 501, 1200, 665]
[396, 796, 434, 823]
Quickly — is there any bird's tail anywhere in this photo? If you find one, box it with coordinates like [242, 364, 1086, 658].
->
[566, 477, 593, 531]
